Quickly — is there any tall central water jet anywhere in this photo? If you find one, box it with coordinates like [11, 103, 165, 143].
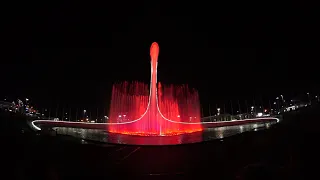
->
[149, 42, 160, 134]
[108, 42, 202, 136]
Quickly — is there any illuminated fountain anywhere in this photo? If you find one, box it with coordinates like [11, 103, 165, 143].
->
[30, 41, 279, 143]
[108, 42, 203, 136]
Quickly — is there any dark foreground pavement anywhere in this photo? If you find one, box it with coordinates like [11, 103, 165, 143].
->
[2, 105, 320, 180]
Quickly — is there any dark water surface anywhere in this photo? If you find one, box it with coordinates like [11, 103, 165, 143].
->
[55, 121, 277, 145]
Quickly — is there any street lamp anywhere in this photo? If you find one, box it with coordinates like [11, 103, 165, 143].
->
[251, 106, 255, 116]
[83, 110, 86, 121]
[280, 95, 285, 103]
[307, 92, 310, 104]
[217, 108, 220, 115]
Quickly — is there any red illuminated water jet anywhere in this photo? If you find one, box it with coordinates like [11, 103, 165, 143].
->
[108, 42, 202, 136]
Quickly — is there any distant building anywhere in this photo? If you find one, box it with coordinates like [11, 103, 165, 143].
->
[0, 101, 13, 109]
[202, 114, 235, 122]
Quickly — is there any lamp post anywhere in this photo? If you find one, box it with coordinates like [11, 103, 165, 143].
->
[83, 109, 86, 121]
[251, 106, 254, 116]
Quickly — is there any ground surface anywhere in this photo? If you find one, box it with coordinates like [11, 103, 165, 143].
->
[2, 105, 319, 180]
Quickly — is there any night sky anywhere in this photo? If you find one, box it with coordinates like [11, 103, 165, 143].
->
[3, 2, 319, 112]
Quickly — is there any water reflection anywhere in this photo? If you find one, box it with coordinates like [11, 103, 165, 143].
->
[55, 121, 277, 145]
[239, 125, 244, 133]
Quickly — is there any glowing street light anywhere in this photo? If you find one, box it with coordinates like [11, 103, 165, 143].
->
[280, 95, 285, 102]
[250, 106, 255, 115]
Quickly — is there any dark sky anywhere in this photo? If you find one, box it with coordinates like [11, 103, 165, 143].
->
[3, 1, 319, 110]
